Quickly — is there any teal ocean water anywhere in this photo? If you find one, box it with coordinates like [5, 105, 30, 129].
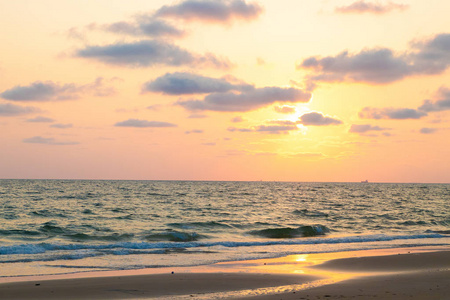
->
[0, 180, 449, 277]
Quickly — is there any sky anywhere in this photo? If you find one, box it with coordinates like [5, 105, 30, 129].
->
[1, 0, 449, 183]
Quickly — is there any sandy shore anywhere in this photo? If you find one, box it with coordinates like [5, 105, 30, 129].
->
[0, 248, 448, 299]
[242, 250, 450, 300]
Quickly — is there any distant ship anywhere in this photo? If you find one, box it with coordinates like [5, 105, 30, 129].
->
[361, 180, 369, 183]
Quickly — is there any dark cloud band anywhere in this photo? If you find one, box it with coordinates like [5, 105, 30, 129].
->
[155, 0, 263, 23]
[297, 112, 343, 126]
[298, 33, 450, 84]
[114, 119, 177, 128]
[0, 103, 40, 116]
[358, 86, 450, 121]
[26, 116, 55, 123]
[23, 136, 79, 145]
[76, 40, 231, 69]
[143, 72, 252, 95]
[349, 124, 389, 133]
[0, 78, 116, 102]
[177, 87, 311, 112]
[359, 107, 427, 120]
[418, 88, 450, 112]
[335, 1, 408, 15]
[101, 19, 185, 38]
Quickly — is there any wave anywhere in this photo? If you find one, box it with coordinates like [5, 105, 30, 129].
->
[0, 248, 197, 265]
[399, 220, 428, 226]
[39, 222, 66, 234]
[62, 233, 134, 242]
[0, 233, 446, 260]
[111, 208, 128, 213]
[114, 214, 134, 220]
[145, 231, 205, 242]
[30, 210, 67, 218]
[426, 229, 450, 234]
[249, 225, 330, 238]
[146, 192, 170, 197]
[1, 228, 135, 243]
[0, 252, 103, 264]
[293, 209, 329, 218]
[0, 229, 41, 236]
[167, 221, 236, 229]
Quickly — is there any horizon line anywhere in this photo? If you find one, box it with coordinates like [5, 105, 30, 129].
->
[0, 178, 448, 184]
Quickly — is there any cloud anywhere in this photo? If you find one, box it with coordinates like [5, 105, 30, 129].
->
[146, 105, 162, 111]
[411, 33, 450, 75]
[76, 40, 231, 69]
[419, 99, 450, 112]
[1, 82, 57, 101]
[114, 118, 177, 128]
[227, 120, 299, 134]
[349, 124, 390, 133]
[418, 88, 450, 112]
[335, 1, 408, 14]
[50, 123, 73, 129]
[143, 72, 252, 95]
[231, 116, 244, 122]
[290, 79, 317, 92]
[26, 116, 55, 123]
[185, 129, 204, 134]
[67, 27, 87, 41]
[297, 112, 343, 126]
[274, 105, 296, 114]
[155, 0, 263, 24]
[420, 127, 438, 134]
[254, 125, 298, 134]
[357, 86, 450, 122]
[227, 126, 253, 132]
[201, 142, 216, 146]
[299, 48, 411, 84]
[97, 19, 185, 38]
[267, 120, 297, 126]
[116, 107, 140, 113]
[81, 0, 263, 40]
[297, 33, 450, 84]
[359, 107, 427, 119]
[188, 113, 208, 118]
[177, 87, 311, 112]
[0, 78, 116, 101]
[23, 136, 79, 145]
[0, 103, 40, 116]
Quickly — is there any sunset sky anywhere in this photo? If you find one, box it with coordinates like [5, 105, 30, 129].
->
[1, 0, 449, 183]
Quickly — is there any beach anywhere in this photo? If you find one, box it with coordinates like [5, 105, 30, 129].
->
[2, 0, 450, 296]
[1, 181, 449, 298]
[1, 247, 448, 299]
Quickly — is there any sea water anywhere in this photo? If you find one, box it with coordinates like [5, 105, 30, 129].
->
[0, 180, 449, 277]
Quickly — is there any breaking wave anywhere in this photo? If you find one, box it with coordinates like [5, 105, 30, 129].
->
[249, 225, 330, 238]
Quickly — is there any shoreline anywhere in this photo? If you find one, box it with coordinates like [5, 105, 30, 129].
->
[0, 246, 448, 299]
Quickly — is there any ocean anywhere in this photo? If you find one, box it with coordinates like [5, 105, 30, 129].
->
[0, 180, 449, 278]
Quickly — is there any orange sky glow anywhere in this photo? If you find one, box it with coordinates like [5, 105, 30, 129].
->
[1, 0, 449, 183]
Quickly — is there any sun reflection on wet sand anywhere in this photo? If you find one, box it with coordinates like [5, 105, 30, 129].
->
[158, 248, 441, 299]
[158, 253, 361, 299]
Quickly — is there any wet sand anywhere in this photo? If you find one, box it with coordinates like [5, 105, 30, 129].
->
[242, 250, 450, 299]
[0, 248, 448, 299]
